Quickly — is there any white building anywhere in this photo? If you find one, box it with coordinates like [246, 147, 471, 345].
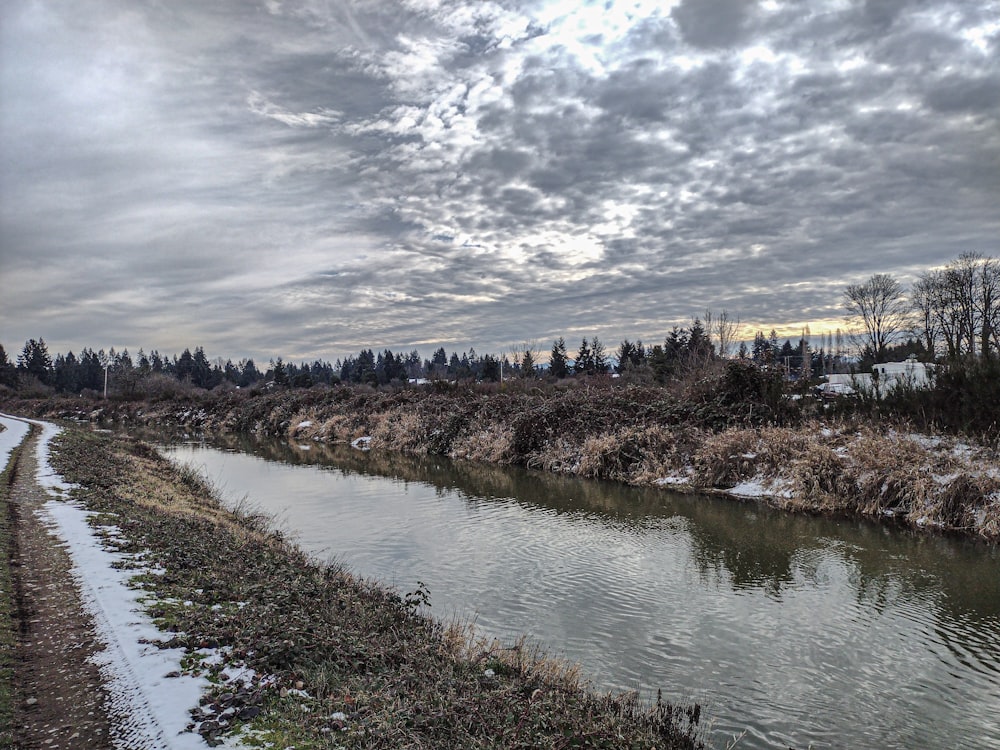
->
[822, 356, 934, 396]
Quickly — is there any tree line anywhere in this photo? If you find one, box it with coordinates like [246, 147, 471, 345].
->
[2, 252, 995, 398]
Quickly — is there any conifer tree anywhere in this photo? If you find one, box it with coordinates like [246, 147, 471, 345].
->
[17, 338, 53, 385]
[575, 338, 594, 375]
[549, 337, 569, 379]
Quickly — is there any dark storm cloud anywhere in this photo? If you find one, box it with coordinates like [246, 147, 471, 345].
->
[2, 0, 999, 363]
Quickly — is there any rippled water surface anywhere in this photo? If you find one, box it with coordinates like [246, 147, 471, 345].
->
[161, 435, 1000, 749]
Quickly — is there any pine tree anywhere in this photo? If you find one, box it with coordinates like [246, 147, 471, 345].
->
[520, 348, 536, 378]
[176, 348, 195, 382]
[271, 358, 289, 386]
[0, 344, 17, 387]
[574, 338, 594, 375]
[549, 338, 569, 379]
[592, 336, 609, 374]
[17, 338, 53, 384]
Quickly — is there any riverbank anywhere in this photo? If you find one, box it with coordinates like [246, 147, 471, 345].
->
[4, 382, 999, 541]
[2, 418, 705, 749]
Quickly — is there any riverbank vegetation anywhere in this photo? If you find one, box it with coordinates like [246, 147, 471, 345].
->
[46, 427, 704, 749]
[4, 358, 1000, 541]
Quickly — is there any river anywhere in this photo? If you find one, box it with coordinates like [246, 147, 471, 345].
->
[160, 433, 1000, 750]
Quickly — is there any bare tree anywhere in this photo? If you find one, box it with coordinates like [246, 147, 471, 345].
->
[705, 308, 743, 358]
[914, 253, 1000, 361]
[911, 272, 943, 357]
[974, 254, 1000, 358]
[844, 273, 909, 363]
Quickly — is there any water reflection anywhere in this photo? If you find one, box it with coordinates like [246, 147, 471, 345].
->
[159, 432, 1000, 750]
[201, 432, 1000, 617]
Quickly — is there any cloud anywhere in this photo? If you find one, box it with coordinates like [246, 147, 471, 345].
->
[2, 0, 999, 363]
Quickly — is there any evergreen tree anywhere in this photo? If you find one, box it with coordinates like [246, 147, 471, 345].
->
[405, 350, 423, 379]
[356, 349, 377, 386]
[54, 351, 80, 393]
[271, 358, 289, 386]
[592, 336, 609, 374]
[480, 354, 501, 382]
[664, 327, 688, 362]
[574, 338, 594, 376]
[520, 348, 537, 378]
[176, 348, 195, 382]
[191, 347, 212, 388]
[0, 344, 17, 387]
[17, 338, 53, 384]
[549, 337, 569, 379]
[239, 358, 261, 387]
[78, 349, 104, 391]
[615, 340, 637, 373]
[751, 331, 771, 364]
[686, 318, 714, 362]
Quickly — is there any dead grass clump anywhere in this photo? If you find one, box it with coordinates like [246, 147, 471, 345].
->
[450, 425, 516, 464]
[318, 412, 357, 442]
[844, 432, 940, 517]
[286, 411, 318, 439]
[369, 408, 427, 453]
[691, 429, 763, 488]
[577, 432, 626, 479]
[974, 492, 1000, 540]
[786, 442, 852, 510]
[574, 425, 686, 483]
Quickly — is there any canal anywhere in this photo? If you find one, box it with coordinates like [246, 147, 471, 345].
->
[161, 433, 1000, 749]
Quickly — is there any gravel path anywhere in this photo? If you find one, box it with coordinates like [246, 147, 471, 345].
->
[8, 426, 114, 749]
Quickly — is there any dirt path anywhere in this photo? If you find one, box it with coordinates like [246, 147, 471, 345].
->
[8, 426, 113, 749]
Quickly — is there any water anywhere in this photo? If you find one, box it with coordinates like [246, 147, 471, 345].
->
[161, 434, 1000, 750]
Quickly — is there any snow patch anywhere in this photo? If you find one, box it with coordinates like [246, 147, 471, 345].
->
[727, 480, 769, 498]
[351, 436, 372, 451]
[0, 414, 31, 468]
[656, 475, 690, 486]
[28, 419, 235, 749]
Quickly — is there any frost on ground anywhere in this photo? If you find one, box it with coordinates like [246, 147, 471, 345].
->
[26, 418, 228, 750]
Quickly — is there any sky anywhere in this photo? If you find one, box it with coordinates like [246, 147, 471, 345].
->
[2, 0, 998, 365]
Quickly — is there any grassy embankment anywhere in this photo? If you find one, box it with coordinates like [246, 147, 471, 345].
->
[0, 423, 21, 748]
[47, 426, 704, 749]
[5, 365, 1000, 541]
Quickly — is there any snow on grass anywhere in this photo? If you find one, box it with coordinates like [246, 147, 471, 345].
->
[0, 414, 31, 468]
[29, 419, 228, 749]
[655, 475, 690, 486]
[726, 479, 770, 498]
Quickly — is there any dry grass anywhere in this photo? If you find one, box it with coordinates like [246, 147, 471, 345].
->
[7, 382, 1000, 542]
[450, 424, 516, 464]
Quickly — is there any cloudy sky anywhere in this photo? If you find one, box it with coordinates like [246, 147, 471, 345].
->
[2, 0, 998, 364]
